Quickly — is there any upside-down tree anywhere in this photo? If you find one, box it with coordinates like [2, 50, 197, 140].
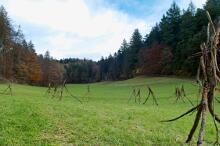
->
[143, 86, 158, 106]
[162, 12, 220, 146]
[174, 85, 194, 106]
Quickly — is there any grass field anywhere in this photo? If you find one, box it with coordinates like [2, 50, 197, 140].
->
[0, 76, 219, 146]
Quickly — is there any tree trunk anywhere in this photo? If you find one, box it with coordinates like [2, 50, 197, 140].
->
[197, 84, 208, 146]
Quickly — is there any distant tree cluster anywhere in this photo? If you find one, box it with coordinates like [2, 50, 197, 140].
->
[60, 58, 100, 83]
[0, 6, 64, 86]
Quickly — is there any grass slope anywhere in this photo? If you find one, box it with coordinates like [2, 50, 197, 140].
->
[0, 76, 219, 146]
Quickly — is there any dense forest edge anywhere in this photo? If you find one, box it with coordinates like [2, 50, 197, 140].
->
[0, 0, 220, 85]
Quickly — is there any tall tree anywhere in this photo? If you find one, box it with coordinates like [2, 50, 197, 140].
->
[127, 29, 143, 76]
[160, 2, 181, 70]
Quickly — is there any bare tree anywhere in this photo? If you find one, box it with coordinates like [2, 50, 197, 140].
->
[161, 12, 220, 145]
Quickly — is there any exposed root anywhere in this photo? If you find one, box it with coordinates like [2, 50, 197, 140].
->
[161, 104, 200, 122]
[186, 104, 203, 143]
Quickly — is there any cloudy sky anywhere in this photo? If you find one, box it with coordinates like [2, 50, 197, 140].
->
[0, 0, 206, 60]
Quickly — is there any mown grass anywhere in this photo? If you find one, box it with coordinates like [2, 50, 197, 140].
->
[0, 76, 219, 146]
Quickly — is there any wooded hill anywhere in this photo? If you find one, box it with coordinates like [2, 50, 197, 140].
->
[1, 0, 220, 84]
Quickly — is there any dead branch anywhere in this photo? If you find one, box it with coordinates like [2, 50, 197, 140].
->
[186, 105, 203, 143]
[143, 86, 158, 106]
[161, 104, 200, 122]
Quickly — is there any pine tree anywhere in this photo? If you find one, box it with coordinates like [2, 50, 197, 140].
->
[128, 29, 143, 75]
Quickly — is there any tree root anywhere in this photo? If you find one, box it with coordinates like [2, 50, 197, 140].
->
[161, 104, 200, 122]
[208, 94, 220, 123]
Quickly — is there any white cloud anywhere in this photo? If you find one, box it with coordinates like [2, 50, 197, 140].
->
[177, 0, 206, 9]
[1, 0, 207, 60]
[2, 0, 149, 60]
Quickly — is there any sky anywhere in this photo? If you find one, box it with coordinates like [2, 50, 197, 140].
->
[0, 0, 206, 61]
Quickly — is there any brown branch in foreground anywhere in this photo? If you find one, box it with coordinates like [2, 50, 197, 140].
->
[186, 104, 203, 143]
[161, 104, 200, 122]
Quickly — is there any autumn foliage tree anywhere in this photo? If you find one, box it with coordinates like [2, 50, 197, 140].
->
[0, 6, 64, 86]
[141, 43, 164, 75]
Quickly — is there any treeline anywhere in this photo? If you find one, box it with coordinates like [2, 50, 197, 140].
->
[63, 0, 220, 83]
[1, 0, 220, 85]
[0, 6, 64, 86]
[98, 0, 220, 79]
[60, 58, 100, 83]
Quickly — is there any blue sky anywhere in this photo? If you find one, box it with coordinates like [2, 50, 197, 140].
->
[0, 0, 206, 60]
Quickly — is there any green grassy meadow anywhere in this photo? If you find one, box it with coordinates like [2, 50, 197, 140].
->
[0, 76, 219, 146]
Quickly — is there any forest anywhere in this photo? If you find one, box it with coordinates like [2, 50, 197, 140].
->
[0, 0, 220, 84]
[0, 0, 220, 145]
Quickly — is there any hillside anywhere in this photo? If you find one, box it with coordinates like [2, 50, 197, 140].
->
[0, 77, 219, 145]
